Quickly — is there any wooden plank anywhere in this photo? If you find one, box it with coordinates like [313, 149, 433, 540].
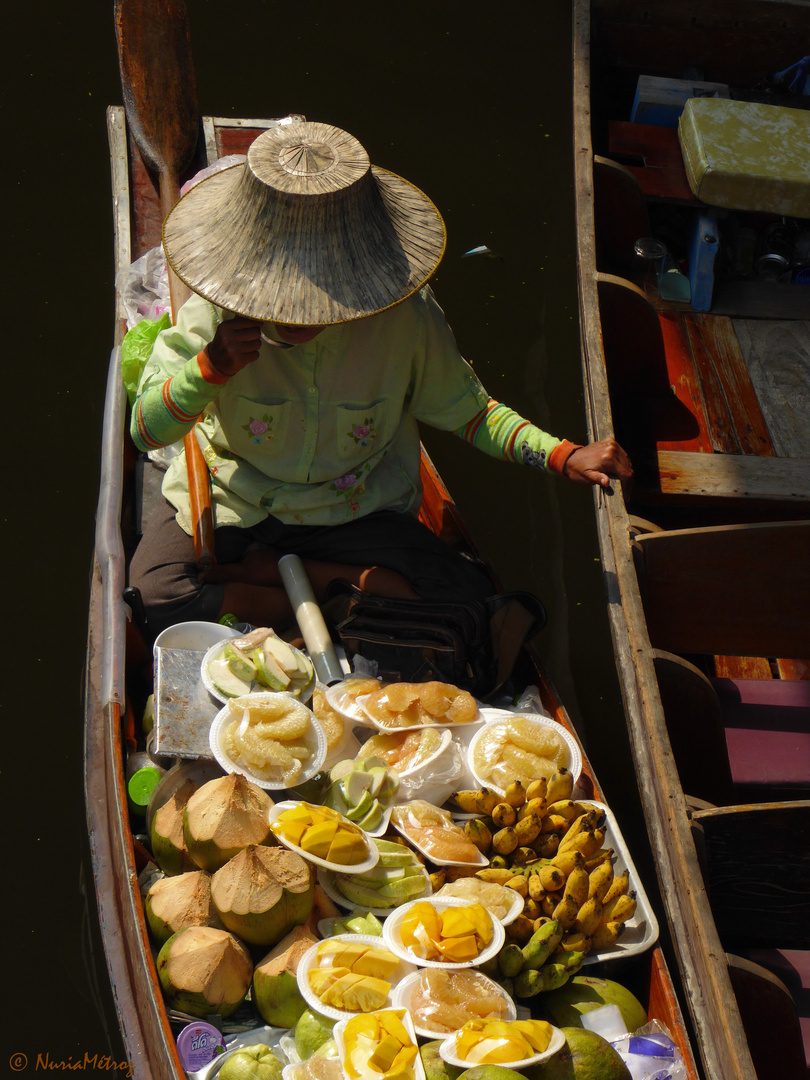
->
[734, 318, 810, 459]
[686, 315, 775, 457]
[714, 656, 774, 679]
[656, 313, 715, 453]
[649, 450, 810, 502]
[691, 802, 810, 946]
[633, 520, 810, 658]
[727, 954, 809, 1080]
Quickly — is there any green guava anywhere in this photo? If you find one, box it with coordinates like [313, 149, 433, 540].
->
[294, 1008, 337, 1060]
[524, 1028, 631, 1080]
[541, 977, 647, 1035]
[217, 1045, 283, 1080]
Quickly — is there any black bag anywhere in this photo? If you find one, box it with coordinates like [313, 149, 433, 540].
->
[323, 581, 546, 699]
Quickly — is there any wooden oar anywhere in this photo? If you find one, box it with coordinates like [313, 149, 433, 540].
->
[115, 0, 216, 568]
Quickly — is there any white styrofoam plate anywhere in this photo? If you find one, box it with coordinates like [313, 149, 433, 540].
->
[268, 801, 379, 873]
[391, 969, 516, 1040]
[297, 934, 416, 1021]
[382, 897, 504, 970]
[438, 1023, 566, 1070]
[468, 712, 583, 796]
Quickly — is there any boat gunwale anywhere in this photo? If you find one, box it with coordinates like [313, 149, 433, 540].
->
[572, 2, 810, 1077]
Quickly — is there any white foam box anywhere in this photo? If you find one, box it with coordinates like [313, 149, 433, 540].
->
[630, 75, 729, 128]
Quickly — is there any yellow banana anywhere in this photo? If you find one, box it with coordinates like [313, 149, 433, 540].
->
[559, 829, 599, 856]
[602, 868, 630, 907]
[539, 864, 565, 892]
[475, 868, 515, 885]
[429, 870, 446, 891]
[492, 826, 519, 856]
[542, 813, 571, 834]
[591, 921, 626, 949]
[556, 931, 592, 954]
[477, 788, 502, 815]
[573, 896, 604, 937]
[550, 849, 586, 876]
[504, 780, 527, 808]
[523, 897, 541, 921]
[528, 874, 546, 901]
[546, 768, 574, 804]
[545, 799, 587, 820]
[603, 892, 637, 925]
[532, 831, 560, 858]
[518, 796, 548, 822]
[588, 859, 614, 902]
[514, 813, 544, 846]
[552, 893, 580, 931]
[540, 894, 558, 917]
[558, 810, 600, 850]
[505, 875, 529, 898]
[562, 866, 590, 909]
[526, 777, 549, 803]
[583, 847, 615, 871]
[450, 789, 483, 814]
[491, 802, 518, 829]
[464, 818, 493, 853]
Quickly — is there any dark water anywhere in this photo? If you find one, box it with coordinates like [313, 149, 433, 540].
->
[4, 0, 645, 1069]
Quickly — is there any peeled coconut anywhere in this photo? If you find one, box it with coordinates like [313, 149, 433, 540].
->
[253, 924, 318, 1027]
[145, 870, 224, 945]
[156, 925, 253, 1019]
[183, 773, 275, 872]
[211, 844, 314, 947]
[150, 779, 199, 876]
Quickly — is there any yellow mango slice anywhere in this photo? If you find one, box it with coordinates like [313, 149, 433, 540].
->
[300, 819, 340, 858]
[275, 817, 309, 845]
[376, 1009, 411, 1047]
[280, 804, 314, 823]
[510, 1020, 552, 1053]
[327, 828, 368, 865]
[436, 934, 480, 963]
[400, 902, 442, 953]
[440, 907, 478, 938]
[369, 1034, 401, 1073]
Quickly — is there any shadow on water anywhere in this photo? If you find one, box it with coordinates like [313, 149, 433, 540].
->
[4, 0, 651, 1063]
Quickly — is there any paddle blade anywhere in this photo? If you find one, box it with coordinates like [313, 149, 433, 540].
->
[115, 0, 200, 182]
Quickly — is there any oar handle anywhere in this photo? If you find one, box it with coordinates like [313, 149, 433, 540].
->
[278, 555, 345, 685]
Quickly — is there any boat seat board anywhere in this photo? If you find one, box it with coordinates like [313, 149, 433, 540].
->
[633, 520, 810, 659]
[711, 677, 810, 796]
[649, 450, 810, 504]
[734, 947, 810, 1071]
[690, 801, 810, 948]
[726, 953, 809, 1080]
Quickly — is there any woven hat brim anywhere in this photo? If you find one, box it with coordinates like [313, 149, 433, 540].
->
[163, 163, 446, 325]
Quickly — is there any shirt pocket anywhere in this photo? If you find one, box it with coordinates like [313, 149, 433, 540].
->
[336, 401, 390, 459]
[230, 396, 292, 457]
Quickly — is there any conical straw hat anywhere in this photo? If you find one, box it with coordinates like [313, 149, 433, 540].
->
[163, 121, 446, 325]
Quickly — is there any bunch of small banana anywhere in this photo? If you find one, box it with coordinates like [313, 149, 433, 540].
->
[479, 918, 585, 998]
[449, 773, 636, 954]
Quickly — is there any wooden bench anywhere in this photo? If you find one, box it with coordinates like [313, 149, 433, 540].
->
[632, 519, 810, 659]
[608, 120, 695, 203]
[726, 953, 809, 1080]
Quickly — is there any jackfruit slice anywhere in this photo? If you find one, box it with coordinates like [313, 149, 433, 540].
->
[351, 947, 400, 979]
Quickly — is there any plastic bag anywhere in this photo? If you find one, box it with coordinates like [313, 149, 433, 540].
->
[116, 244, 171, 329]
[120, 312, 172, 405]
[610, 1020, 687, 1080]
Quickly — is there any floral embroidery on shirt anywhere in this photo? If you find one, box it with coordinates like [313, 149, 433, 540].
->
[331, 463, 370, 515]
[346, 417, 377, 448]
[243, 414, 274, 445]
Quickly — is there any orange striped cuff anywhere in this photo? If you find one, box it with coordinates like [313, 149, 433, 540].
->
[547, 440, 583, 475]
[197, 348, 230, 385]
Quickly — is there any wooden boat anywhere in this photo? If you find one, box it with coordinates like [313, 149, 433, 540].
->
[572, 2, 810, 1077]
[84, 3, 700, 1077]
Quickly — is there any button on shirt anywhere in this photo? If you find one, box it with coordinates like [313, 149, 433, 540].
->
[138, 287, 491, 534]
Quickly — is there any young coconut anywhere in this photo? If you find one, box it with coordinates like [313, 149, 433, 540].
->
[156, 925, 253, 1019]
[150, 779, 198, 876]
[184, 773, 276, 873]
[145, 870, 224, 945]
[253, 924, 318, 1027]
[211, 844, 314, 947]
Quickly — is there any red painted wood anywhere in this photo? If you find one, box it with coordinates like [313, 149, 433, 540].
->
[608, 121, 695, 202]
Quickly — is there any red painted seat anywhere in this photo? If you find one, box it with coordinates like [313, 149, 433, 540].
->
[712, 678, 810, 799]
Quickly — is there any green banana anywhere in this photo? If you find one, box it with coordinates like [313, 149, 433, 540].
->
[521, 918, 564, 970]
[498, 942, 525, 979]
[514, 962, 570, 997]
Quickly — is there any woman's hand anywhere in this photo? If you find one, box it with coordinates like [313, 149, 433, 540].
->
[563, 438, 633, 487]
[205, 317, 262, 377]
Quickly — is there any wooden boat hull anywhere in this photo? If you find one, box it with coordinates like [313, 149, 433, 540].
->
[573, 2, 810, 1078]
[85, 100, 699, 1078]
